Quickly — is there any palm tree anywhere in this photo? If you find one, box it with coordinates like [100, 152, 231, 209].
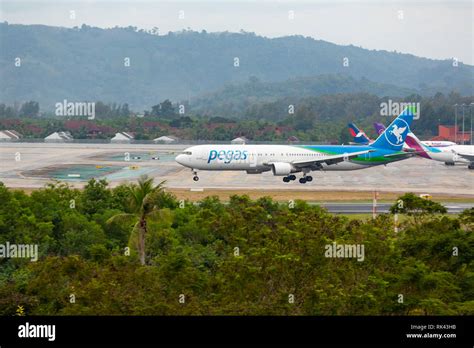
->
[107, 175, 166, 265]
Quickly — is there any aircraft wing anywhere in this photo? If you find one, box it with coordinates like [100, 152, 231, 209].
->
[383, 152, 416, 159]
[290, 149, 374, 169]
[454, 152, 474, 162]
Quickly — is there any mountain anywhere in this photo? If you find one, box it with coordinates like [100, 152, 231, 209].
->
[0, 23, 473, 111]
[188, 74, 418, 117]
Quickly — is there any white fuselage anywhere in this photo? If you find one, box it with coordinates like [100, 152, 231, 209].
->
[421, 140, 456, 147]
[428, 145, 474, 164]
[175, 144, 368, 173]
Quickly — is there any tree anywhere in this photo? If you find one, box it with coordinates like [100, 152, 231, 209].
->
[107, 176, 166, 265]
[159, 99, 174, 117]
[390, 193, 447, 224]
[19, 101, 39, 118]
[150, 100, 176, 118]
[80, 179, 113, 215]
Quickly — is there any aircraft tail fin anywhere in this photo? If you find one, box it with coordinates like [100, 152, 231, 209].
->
[405, 132, 438, 159]
[371, 106, 415, 151]
[373, 122, 386, 136]
[348, 123, 370, 144]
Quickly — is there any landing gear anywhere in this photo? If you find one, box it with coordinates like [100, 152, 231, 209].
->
[445, 162, 455, 166]
[282, 174, 311, 184]
[298, 172, 313, 184]
[192, 169, 199, 181]
[468, 163, 474, 170]
[282, 175, 297, 183]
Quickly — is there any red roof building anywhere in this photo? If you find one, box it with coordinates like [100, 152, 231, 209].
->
[431, 125, 470, 144]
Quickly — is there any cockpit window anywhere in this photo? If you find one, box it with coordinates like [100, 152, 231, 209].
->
[182, 151, 192, 155]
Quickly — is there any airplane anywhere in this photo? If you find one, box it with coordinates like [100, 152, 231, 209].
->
[412, 140, 456, 147]
[175, 107, 416, 184]
[404, 133, 474, 169]
[349, 122, 474, 169]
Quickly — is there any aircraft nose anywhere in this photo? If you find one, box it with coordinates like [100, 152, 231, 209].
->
[175, 154, 187, 165]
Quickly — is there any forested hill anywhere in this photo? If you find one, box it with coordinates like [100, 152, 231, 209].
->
[1, 22, 473, 110]
[188, 75, 418, 117]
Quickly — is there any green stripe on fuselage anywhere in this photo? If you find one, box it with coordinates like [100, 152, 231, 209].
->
[298, 145, 406, 165]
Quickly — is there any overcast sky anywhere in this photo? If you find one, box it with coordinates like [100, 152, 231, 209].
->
[1, 0, 472, 65]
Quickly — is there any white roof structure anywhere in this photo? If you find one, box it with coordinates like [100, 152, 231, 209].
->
[44, 131, 73, 142]
[111, 132, 134, 143]
[153, 135, 179, 144]
[231, 136, 248, 144]
[0, 130, 22, 141]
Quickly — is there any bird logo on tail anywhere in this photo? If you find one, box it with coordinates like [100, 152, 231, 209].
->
[389, 125, 407, 144]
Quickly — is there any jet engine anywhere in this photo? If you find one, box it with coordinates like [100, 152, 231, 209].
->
[271, 162, 295, 176]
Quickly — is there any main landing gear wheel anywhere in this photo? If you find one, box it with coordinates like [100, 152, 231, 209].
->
[283, 175, 297, 182]
[468, 163, 474, 170]
[299, 174, 313, 184]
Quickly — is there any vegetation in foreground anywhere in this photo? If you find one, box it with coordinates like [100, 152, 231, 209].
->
[0, 178, 472, 315]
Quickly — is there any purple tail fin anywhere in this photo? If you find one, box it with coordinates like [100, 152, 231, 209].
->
[373, 122, 386, 136]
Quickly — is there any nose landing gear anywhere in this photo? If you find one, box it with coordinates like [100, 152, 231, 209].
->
[192, 169, 199, 181]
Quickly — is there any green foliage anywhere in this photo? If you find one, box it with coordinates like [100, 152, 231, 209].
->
[390, 193, 447, 215]
[107, 176, 169, 265]
[0, 182, 472, 315]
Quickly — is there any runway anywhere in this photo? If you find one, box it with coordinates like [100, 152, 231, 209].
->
[0, 143, 473, 199]
[318, 202, 473, 214]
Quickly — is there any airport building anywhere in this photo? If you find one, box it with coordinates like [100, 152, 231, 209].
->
[0, 130, 22, 141]
[153, 135, 179, 144]
[231, 136, 248, 144]
[431, 125, 471, 144]
[111, 132, 134, 143]
[44, 131, 73, 143]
